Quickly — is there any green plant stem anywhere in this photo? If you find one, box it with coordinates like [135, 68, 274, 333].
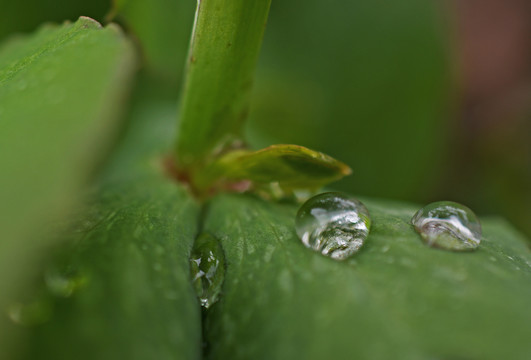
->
[175, 0, 272, 177]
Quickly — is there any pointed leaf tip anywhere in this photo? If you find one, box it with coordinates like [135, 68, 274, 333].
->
[197, 144, 352, 193]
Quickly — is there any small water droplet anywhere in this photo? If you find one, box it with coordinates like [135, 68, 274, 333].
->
[411, 201, 481, 251]
[295, 192, 371, 260]
[189, 233, 225, 308]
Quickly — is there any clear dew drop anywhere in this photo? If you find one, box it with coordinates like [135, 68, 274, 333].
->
[295, 192, 371, 260]
[189, 233, 225, 308]
[411, 201, 481, 251]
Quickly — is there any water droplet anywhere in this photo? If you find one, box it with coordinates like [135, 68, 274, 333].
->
[189, 233, 225, 308]
[411, 201, 481, 251]
[295, 192, 371, 260]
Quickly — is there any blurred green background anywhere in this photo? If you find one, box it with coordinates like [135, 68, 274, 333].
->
[1, 0, 529, 238]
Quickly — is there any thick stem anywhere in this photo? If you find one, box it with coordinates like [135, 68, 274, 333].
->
[175, 0, 272, 176]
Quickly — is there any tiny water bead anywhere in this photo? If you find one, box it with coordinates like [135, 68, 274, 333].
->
[411, 201, 481, 251]
[295, 192, 371, 260]
[189, 233, 225, 308]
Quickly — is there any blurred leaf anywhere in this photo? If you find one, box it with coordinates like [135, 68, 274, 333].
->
[198, 144, 351, 193]
[20, 89, 201, 360]
[203, 194, 531, 359]
[0, 16, 135, 351]
[108, 0, 195, 84]
[249, 0, 453, 201]
[0, 0, 110, 40]
[175, 0, 272, 172]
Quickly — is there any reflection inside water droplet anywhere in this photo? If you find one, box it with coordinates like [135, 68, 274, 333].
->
[411, 201, 481, 251]
[295, 192, 371, 260]
[189, 233, 225, 308]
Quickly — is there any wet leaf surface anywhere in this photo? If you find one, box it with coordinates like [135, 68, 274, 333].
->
[203, 194, 531, 360]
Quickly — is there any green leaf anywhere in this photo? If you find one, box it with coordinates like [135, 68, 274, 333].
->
[107, 0, 195, 83]
[196, 144, 352, 193]
[175, 0, 272, 172]
[0, 16, 135, 352]
[19, 85, 202, 360]
[203, 194, 531, 359]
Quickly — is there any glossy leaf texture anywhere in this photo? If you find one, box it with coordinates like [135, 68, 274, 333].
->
[203, 194, 531, 360]
[16, 82, 202, 360]
[197, 144, 351, 194]
[0, 17, 135, 350]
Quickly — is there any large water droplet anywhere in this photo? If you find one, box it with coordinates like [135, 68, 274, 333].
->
[295, 192, 371, 260]
[411, 201, 481, 251]
[189, 233, 225, 308]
